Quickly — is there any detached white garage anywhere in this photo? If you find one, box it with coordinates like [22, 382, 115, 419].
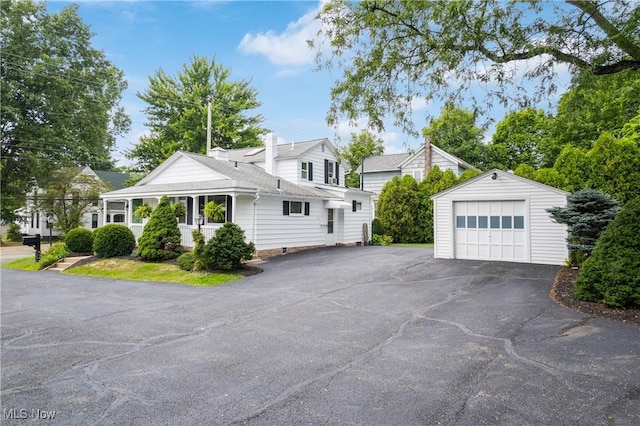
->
[431, 169, 569, 265]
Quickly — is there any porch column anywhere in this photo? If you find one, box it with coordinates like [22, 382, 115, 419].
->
[102, 200, 108, 226]
[231, 194, 236, 223]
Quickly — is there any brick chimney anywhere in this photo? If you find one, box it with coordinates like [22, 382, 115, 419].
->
[265, 133, 278, 176]
[424, 135, 432, 178]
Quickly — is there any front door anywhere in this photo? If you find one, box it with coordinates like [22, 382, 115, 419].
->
[325, 208, 336, 246]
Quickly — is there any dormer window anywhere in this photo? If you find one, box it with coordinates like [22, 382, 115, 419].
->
[324, 159, 339, 185]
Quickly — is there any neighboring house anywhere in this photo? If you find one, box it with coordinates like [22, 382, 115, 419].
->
[358, 137, 475, 213]
[100, 135, 373, 258]
[431, 169, 569, 265]
[19, 166, 130, 236]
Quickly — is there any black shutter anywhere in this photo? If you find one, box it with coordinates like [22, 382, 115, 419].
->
[308, 163, 313, 181]
[283, 200, 289, 216]
[352, 200, 357, 212]
[304, 202, 310, 216]
[336, 163, 340, 186]
[324, 159, 329, 184]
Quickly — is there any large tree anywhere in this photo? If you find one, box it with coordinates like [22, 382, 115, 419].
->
[1, 0, 130, 221]
[128, 56, 267, 172]
[422, 104, 486, 168]
[338, 131, 385, 188]
[312, 0, 640, 135]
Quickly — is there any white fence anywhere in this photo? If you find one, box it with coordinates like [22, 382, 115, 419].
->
[130, 223, 221, 248]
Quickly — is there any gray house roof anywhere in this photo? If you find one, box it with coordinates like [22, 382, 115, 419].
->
[93, 170, 130, 190]
[102, 151, 340, 200]
[226, 138, 331, 163]
[359, 153, 410, 173]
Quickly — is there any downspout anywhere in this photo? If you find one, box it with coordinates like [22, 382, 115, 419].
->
[251, 191, 260, 249]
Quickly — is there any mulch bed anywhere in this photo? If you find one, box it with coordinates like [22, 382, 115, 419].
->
[550, 267, 640, 325]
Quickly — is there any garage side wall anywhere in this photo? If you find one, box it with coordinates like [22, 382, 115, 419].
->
[433, 173, 568, 265]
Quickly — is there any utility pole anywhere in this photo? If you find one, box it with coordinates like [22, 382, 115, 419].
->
[206, 97, 212, 155]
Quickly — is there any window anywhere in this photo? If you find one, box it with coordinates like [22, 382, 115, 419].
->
[502, 216, 512, 229]
[514, 216, 525, 229]
[490, 216, 500, 229]
[467, 216, 477, 228]
[283, 201, 310, 216]
[352, 200, 363, 212]
[113, 214, 125, 223]
[456, 216, 466, 228]
[106, 214, 111, 223]
[324, 159, 339, 185]
[132, 199, 143, 224]
[91, 214, 98, 229]
[478, 216, 488, 229]
[301, 162, 313, 181]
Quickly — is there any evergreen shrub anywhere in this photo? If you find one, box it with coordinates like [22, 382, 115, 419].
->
[201, 223, 254, 271]
[371, 217, 385, 236]
[137, 196, 183, 261]
[177, 253, 195, 271]
[64, 228, 94, 253]
[93, 224, 136, 258]
[38, 242, 71, 269]
[574, 197, 640, 308]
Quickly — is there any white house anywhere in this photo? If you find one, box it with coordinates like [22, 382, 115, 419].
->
[431, 169, 569, 265]
[100, 135, 373, 258]
[19, 167, 130, 237]
[359, 137, 475, 214]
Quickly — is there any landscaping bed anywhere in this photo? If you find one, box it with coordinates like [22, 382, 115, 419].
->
[550, 267, 640, 325]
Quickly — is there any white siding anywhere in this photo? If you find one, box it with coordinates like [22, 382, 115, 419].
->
[274, 158, 298, 183]
[147, 156, 227, 185]
[253, 195, 326, 250]
[432, 150, 462, 175]
[341, 193, 373, 244]
[433, 172, 568, 265]
[363, 171, 401, 194]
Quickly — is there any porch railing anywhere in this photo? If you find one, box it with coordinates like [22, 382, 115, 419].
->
[129, 223, 222, 248]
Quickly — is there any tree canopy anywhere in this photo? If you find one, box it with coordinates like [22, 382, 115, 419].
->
[337, 131, 385, 188]
[127, 55, 268, 172]
[313, 0, 640, 135]
[1, 0, 130, 220]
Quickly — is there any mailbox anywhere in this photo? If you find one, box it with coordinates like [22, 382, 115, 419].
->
[22, 234, 41, 262]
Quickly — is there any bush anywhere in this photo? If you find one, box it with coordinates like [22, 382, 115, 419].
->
[371, 218, 385, 236]
[200, 223, 255, 271]
[371, 234, 393, 246]
[6, 223, 22, 241]
[137, 196, 183, 261]
[177, 253, 195, 271]
[574, 197, 640, 308]
[64, 228, 94, 253]
[38, 242, 71, 269]
[93, 224, 136, 258]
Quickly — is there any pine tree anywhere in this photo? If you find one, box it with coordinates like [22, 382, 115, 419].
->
[137, 196, 183, 260]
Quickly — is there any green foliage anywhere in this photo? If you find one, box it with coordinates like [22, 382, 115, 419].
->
[377, 175, 421, 243]
[5, 223, 23, 242]
[38, 242, 71, 269]
[127, 55, 267, 172]
[338, 131, 385, 188]
[371, 217, 385, 236]
[177, 253, 196, 272]
[134, 204, 153, 220]
[1, 0, 130, 221]
[93, 224, 136, 258]
[574, 197, 640, 308]
[200, 223, 255, 271]
[553, 145, 590, 192]
[417, 166, 460, 243]
[64, 228, 94, 253]
[312, 1, 637, 137]
[35, 168, 109, 233]
[422, 104, 486, 167]
[137, 196, 183, 260]
[171, 203, 186, 219]
[204, 201, 225, 222]
[191, 229, 206, 271]
[488, 109, 553, 169]
[371, 234, 393, 246]
[547, 189, 620, 261]
[513, 164, 536, 181]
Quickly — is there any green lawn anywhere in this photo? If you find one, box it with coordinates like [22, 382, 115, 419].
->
[3, 257, 242, 286]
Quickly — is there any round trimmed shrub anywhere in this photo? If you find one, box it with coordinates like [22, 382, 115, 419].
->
[371, 217, 385, 236]
[200, 223, 255, 271]
[177, 253, 195, 271]
[64, 228, 94, 253]
[93, 224, 136, 258]
[574, 197, 640, 308]
[137, 196, 183, 261]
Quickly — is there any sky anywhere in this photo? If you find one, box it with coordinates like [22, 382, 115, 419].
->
[45, 0, 571, 168]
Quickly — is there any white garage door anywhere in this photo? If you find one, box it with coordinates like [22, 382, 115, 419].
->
[454, 201, 527, 262]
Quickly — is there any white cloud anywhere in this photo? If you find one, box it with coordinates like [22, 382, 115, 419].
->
[237, 4, 321, 66]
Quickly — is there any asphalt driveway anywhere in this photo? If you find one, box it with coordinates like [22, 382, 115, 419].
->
[1, 246, 639, 425]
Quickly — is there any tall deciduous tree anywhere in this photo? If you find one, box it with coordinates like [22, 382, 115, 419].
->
[487, 109, 554, 170]
[312, 0, 640, 135]
[338, 131, 385, 188]
[128, 56, 267, 172]
[1, 0, 130, 220]
[422, 104, 486, 168]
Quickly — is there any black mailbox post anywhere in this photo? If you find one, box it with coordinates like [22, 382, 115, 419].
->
[22, 234, 41, 262]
